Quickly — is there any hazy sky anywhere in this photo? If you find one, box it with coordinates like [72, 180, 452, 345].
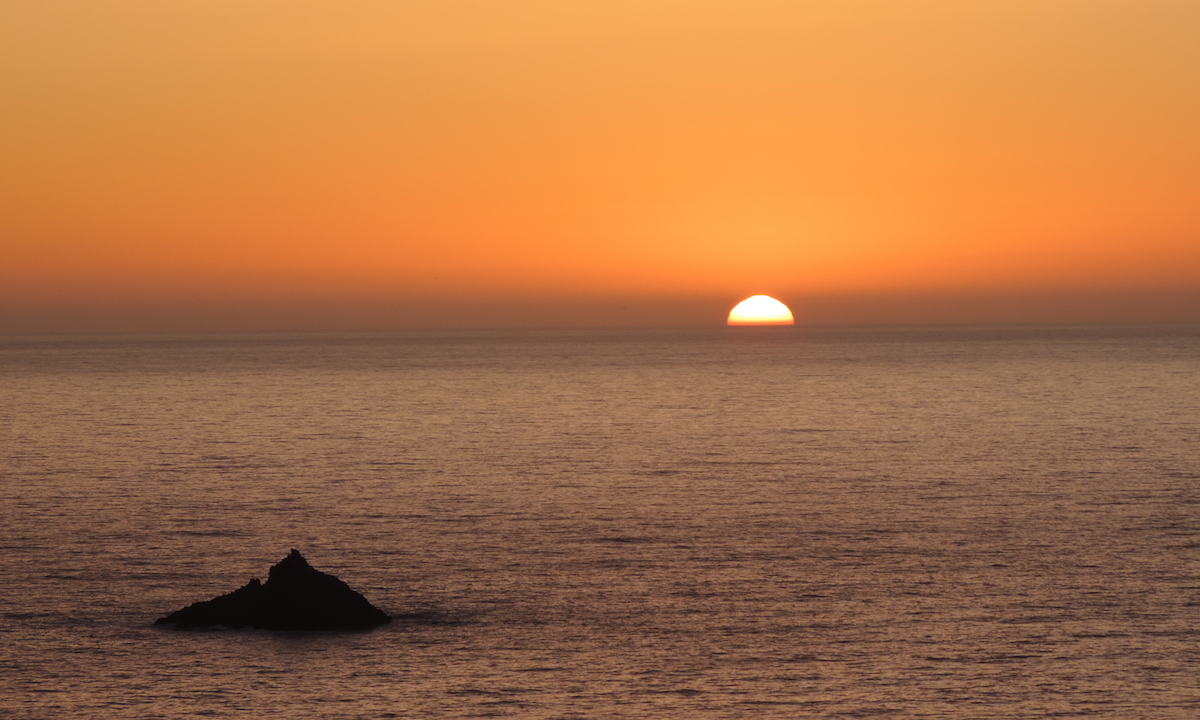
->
[3, 0, 1198, 332]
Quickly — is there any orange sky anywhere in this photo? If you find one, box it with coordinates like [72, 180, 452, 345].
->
[3, 0, 1199, 332]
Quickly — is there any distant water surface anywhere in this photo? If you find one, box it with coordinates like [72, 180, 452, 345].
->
[2, 325, 1199, 718]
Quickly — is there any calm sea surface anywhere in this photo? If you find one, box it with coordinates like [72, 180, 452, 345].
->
[2, 325, 1199, 718]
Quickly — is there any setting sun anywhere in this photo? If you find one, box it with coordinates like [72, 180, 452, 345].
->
[727, 295, 794, 326]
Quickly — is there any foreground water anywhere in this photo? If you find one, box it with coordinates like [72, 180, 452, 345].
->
[2, 325, 1198, 718]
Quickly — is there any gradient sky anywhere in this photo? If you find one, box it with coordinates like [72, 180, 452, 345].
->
[3, 0, 1199, 332]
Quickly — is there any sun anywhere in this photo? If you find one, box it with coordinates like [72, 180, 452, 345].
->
[727, 295, 794, 326]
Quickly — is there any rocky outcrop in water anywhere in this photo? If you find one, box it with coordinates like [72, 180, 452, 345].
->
[155, 549, 391, 630]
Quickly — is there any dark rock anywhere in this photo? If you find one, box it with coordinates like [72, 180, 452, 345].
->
[155, 549, 391, 630]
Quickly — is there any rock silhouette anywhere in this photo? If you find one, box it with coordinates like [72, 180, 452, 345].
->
[155, 549, 391, 630]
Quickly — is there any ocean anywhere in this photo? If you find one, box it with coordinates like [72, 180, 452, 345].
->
[2, 325, 1198, 718]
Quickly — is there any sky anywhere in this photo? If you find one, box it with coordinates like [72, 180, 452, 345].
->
[2, 0, 1199, 332]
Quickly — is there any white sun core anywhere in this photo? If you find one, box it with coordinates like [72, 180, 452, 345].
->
[727, 295, 794, 325]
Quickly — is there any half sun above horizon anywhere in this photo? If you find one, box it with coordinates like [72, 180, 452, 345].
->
[727, 295, 795, 326]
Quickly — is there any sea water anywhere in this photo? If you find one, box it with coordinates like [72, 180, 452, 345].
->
[2, 325, 1198, 718]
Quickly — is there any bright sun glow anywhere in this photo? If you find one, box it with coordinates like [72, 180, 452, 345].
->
[727, 295, 794, 326]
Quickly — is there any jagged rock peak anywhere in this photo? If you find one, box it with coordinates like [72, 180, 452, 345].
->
[270, 548, 315, 576]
